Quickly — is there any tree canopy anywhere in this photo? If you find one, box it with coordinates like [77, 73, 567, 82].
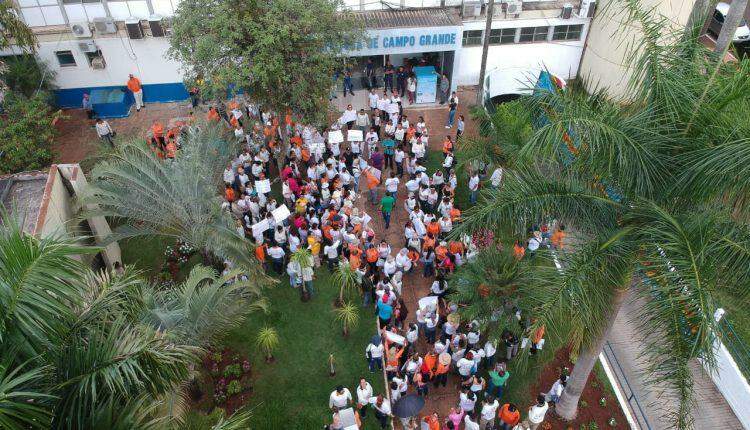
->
[168, 0, 364, 124]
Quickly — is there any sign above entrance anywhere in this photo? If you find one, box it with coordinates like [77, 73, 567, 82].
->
[344, 26, 462, 56]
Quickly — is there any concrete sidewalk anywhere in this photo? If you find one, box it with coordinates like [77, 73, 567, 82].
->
[606, 289, 743, 430]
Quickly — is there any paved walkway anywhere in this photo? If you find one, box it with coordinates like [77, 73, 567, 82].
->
[606, 289, 742, 429]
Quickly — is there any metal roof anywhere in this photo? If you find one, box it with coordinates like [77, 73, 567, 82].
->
[354, 8, 461, 29]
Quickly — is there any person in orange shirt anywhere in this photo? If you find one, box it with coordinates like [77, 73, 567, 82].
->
[165, 139, 176, 159]
[498, 403, 520, 430]
[442, 136, 453, 155]
[365, 246, 379, 273]
[513, 240, 525, 260]
[449, 206, 461, 222]
[435, 242, 448, 262]
[349, 245, 362, 270]
[207, 107, 220, 122]
[126, 74, 144, 111]
[150, 120, 165, 150]
[448, 240, 464, 256]
[254, 243, 267, 268]
[224, 184, 236, 202]
[422, 412, 440, 430]
[433, 355, 450, 387]
[364, 168, 380, 205]
[426, 220, 440, 237]
[551, 225, 566, 250]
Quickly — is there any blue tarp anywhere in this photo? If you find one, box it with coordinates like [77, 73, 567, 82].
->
[90, 88, 131, 119]
[54, 82, 189, 111]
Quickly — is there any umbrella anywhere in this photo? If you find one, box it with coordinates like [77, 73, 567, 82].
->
[371, 335, 381, 346]
[393, 394, 425, 418]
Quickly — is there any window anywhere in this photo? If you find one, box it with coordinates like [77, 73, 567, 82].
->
[519, 26, 549, 42]
[462, 30, 483, 46]
[85, 50, 104, 66]
[489, 28, 516, 44]
[62, 0, 102, 4]
[713, 10, 724, 23]
[55, 50, 77, 67]
[552, 24, 583, 41]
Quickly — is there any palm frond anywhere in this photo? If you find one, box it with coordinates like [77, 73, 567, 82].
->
[0, 356, 54, 430]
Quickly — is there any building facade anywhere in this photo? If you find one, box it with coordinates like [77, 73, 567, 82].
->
[5, 0, 595, 107]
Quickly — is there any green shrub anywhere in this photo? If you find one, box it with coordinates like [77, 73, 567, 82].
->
[0, 92, 60, 174]
[227, 380, 242, 396]
[1, 55, 56, 97]
[223, 364, 241, 379]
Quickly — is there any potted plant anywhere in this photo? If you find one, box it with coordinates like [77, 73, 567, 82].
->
[256, 326, 279, 363]
[333, 302, 359, 337]
[332, 261, 359, 307]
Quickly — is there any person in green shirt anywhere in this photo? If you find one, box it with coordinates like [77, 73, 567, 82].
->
[380, 192, 396, 229]
[487, 364, 510, 399]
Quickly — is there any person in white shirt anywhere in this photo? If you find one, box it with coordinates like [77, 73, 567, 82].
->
[324, 240, 340, 271]
[342, 105, 357, 130]
[457, 353, 475, 378]
[468, 172, 480, 205]
[385, 174, 400, 197]
[480, 396, 500, 429]
[459, 389, 477, 413]
[268, 244, 285, 274]
[464, 412, 481, 430]
[366, 338, 384, 372]
[370, 395, 391, 428]
[394, 124, 405, 144]
[329, 385, 352, 410]
[546, 375, 567, 404]
[526, 395, 549, 430]
[490, 166, 504, 188]
[394, 147, 405, 177]
[223, 164, 235, 185]
[368, 88, 380, 111]
[95, 119, 115, 147]
[356, 379, 374, 418]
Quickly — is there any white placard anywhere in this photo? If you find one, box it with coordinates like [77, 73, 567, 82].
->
[387, 102, 400, 114]
[362, 213, 372, 227]
[385, 330, 405, 345]
[377, 99, 389, 112]
[328, 130, 344, 144]
[309, 141, 326, 154]
[255, 179, 271, 194]
[251, 219, 270, 236]
[272, 204, 291, 223]
[367, 167, 381, 181]
[341, 109, 357, 123]
[347, 130, 363, 142]
[418, 296, 438, 312]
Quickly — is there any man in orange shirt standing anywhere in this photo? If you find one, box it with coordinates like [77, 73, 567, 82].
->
[126, 74, 144, 111]
[150, 120, 165, 150]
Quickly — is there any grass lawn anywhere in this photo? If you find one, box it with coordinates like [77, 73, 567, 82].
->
[714, 290, 750, 379]
[221, 270, 385, 429]
[119, 235, 170, 277]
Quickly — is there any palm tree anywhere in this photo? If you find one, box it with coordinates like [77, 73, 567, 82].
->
[455, 0, 750, 426]
[0, 212, 256, 428]
[332, 261, 359, 306]
[333, 303, 360, 337]
[256, 327, 279, 363]
[81, 123, 263, 276]
[290, 248, 314, 300]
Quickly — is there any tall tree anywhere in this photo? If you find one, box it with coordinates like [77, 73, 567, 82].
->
[455, 0, 750, 426]
[0, 1, 36, 52]
[168, 0, 363, 124]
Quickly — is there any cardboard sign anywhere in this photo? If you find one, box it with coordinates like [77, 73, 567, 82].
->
[255, 179, 271, 194]
[272, 204, 291, 223]
[362, 213, 372, 227]
[418, 296, 438, 312]
[341, 110, 357, 123]
[251, 219, 270, 236]
[385, 330, 405, 345]
[377, 99, 389, 112]
[368, 167, 381, 180]
[347, 129, 363, 142]
[328, 130, 344, 144]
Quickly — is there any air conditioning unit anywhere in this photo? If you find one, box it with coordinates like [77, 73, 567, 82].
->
[505, 0, 522, 16]
[125, 18, 144, 39]
[578, 0, 596, 18]
[461, 1, 482, 18]
[561, 2, 573, 18]
[148, 15, 165, 37]
[69, 22, 92, 38]
[77, 40, 98, 53]
[93, 17, 117, 34]
[91, 57, 106, 70]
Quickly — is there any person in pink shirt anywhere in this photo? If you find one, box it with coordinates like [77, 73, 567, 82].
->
[445, 407, 464, 429]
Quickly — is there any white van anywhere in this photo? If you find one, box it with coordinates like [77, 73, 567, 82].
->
[708, 2, 750, 43]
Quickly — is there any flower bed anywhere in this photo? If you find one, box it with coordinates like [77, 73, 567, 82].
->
[194, 347, 253, 415]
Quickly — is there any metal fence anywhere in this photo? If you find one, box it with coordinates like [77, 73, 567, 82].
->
[717, 317, 750, 380]
[602, 341, 653, 430]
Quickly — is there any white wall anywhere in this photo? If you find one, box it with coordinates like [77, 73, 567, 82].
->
[455, 17, 588, 87]
[35, 34, 183, 88]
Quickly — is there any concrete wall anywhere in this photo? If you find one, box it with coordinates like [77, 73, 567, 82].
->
[35, 165, 75, 239]
[455, 16, 588, 87]
[577, 0, 693, 99]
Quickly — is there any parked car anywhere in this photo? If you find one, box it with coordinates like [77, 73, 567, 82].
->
[708, 2, 750, 43]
